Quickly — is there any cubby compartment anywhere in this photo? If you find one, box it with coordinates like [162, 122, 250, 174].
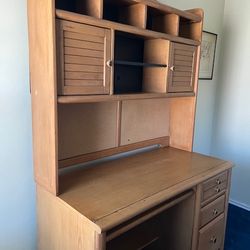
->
[103, 0, 147, 28]
[56, 0, 103, 18]
[114, 32, 144, 94]
[114, 32, 169, 94]
[179, 17, 201, 41]
[147, 7, 180, 36]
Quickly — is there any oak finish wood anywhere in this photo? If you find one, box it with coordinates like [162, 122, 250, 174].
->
[59, 147, 232, 231]
[168, 8, 203, 152]
[198, 214, 225, 250]
[202, 171, 228, 191]
[202, 182, 227, 203]
[57, 92, 195, 104]
[168, 43, 197, 93]
[57, 20, 111, 95]
[120, 99, 170, 146]
[143, 39, 170, 93]
[59, 137, 169, 168]
[76, 0, 103, 19]
[58, 102, 118, 160]
[119, 3, 147, 29]
[150, 12, 180, 36]
[37, 185, 102, 250]
[200, 195, 225, 228]
[221, 169, 232, 250]
[56, 10, 201, 46]
[27, 0, 58, 194]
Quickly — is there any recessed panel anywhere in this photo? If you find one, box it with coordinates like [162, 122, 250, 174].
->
[58, 102, 118, 160]
[120, 99, 170, 146]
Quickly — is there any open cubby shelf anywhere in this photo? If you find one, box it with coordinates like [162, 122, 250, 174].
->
[147, 6, 180, 36]
[55, 0, 203, 41]
[114, 31, 169, 94]
[114, 32, 143, 94]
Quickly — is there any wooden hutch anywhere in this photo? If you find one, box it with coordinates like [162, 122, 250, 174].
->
[27, 0, 233, 249]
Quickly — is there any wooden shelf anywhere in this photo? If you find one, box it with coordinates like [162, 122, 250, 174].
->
[57, 92, 195, 104]
[56, 9, 201, 46]
[59, 147, 232, 231]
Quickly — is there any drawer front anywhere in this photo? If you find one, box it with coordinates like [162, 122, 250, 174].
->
[57, 20, 111, 95]
[198, 214, 225, 250]
[200, 195, 225, 228]
[202, 182, 227, 203]
[203, 172, 228, 192]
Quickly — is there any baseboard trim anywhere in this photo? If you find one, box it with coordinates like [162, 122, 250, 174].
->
[229, 199, 250, 211]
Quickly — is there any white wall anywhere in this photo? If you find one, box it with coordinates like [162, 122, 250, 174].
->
[211, 0, 250, 210]
[0, 0, 36, 249]
[160, 0, 226, 155]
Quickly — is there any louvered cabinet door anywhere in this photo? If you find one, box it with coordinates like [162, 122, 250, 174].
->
[57, 20, 111, 95]
[167, 43, 197, 93]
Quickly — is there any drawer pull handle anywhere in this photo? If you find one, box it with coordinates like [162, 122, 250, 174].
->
[215, 187, 221, 193]
[210, 236, 217, 244]
[216, 179, 221, 185]
[213, 209, 219, 216]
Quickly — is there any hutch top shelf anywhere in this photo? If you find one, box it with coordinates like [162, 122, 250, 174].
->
[56, 0, 202, 23]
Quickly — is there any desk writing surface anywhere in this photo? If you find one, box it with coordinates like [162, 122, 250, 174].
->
[59, 147, 232, 231]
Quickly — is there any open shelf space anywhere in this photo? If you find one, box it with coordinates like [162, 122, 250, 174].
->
[103, 0, 147, 28]
[114, 31, 170, 95]
[179, 17, 202, 41]
[56, 9, 201, 47]
[55, 0, 103, 18]
[114, 32, 144, 94]
[147, 6, 180, 36]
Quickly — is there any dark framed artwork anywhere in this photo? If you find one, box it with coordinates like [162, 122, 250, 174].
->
[199, 31, 218, 80]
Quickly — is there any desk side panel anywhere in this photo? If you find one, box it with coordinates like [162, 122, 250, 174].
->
[37, 185, 103, 250]
[169, 9, 204, 151]
[27, 0, 58, 194]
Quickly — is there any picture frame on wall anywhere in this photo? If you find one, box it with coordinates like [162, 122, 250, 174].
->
[199, 31, 218, 80]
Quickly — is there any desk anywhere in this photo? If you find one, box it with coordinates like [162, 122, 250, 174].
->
[37, 147, 232, 250]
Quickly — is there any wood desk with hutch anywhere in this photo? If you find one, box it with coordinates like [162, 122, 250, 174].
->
[27, 0, 233, 249]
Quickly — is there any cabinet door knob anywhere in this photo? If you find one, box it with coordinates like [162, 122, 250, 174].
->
[216, 179, 221, 185]
[213, 209, 219, 216]
[170, 66, 175, 71]
[210, 236, 217, 244]
[215, 187, 221, 193]
[107, 60, 113, 67]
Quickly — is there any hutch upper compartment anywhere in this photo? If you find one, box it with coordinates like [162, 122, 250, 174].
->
[55, 0, 203, 97]
[28, 0, 203, 195]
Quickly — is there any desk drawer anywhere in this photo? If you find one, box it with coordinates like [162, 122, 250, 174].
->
[198, 214, 225, 250]
[200, 195, 225, 228]
[202, 182, 227, 203]
[202, 172, 228, 192]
